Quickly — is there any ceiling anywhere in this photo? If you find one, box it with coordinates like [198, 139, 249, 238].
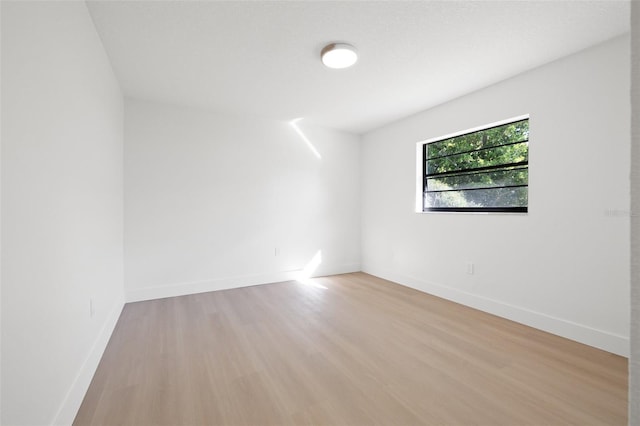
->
[86, 1, 630, 134]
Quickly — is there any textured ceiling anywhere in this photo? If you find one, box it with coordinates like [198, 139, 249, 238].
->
[86, 1, 630, 134]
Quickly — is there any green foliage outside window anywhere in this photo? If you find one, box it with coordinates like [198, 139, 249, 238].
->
[424, 119, 529, 211]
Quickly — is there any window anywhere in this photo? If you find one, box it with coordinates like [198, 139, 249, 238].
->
[421, 117, 529, 213]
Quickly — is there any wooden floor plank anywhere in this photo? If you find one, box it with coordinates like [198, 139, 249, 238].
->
[74, 272, 628, 425]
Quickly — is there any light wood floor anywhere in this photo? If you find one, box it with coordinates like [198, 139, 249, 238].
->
[74, 272, 628, 425]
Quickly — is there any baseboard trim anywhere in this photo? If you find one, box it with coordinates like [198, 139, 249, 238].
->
[125, 263, 361, 303]
[363, 266, 629, 357]
[52, 296, 125, 426]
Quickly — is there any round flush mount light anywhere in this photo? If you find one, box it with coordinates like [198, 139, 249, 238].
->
[321, 43, 358, 69]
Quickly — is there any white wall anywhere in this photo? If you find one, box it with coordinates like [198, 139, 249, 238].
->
[124, 100, 360, 301]
[361, 35, 630, 356]
[630, 1, 639, 422]
[1, 0, 4, 421]
[1, 2, 124, 425]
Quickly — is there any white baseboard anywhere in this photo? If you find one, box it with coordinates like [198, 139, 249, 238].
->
[363, 266, 629, 357]
[125, 263, 361, 303]
[313, 263, 361, 278]
[52, 297, 125, 426]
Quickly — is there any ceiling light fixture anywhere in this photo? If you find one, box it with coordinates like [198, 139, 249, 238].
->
[321, 43, 358, 69]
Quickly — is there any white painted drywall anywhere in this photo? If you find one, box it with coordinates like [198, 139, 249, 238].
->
[1, 2, 124, 425]
[124, 100, 360, 301]
[361, 35, 630, 356]
[0, 0, 4, 421]
[630, 1, 639, 423]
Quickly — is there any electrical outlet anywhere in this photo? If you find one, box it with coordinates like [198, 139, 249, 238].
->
[466, 262, 474, 275]
[274, 247, 280, 256]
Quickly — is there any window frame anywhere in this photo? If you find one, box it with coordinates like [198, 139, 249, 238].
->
[418, 115, 529, 214]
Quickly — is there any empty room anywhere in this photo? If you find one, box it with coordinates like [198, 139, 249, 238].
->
[2, 1, 639, 425]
